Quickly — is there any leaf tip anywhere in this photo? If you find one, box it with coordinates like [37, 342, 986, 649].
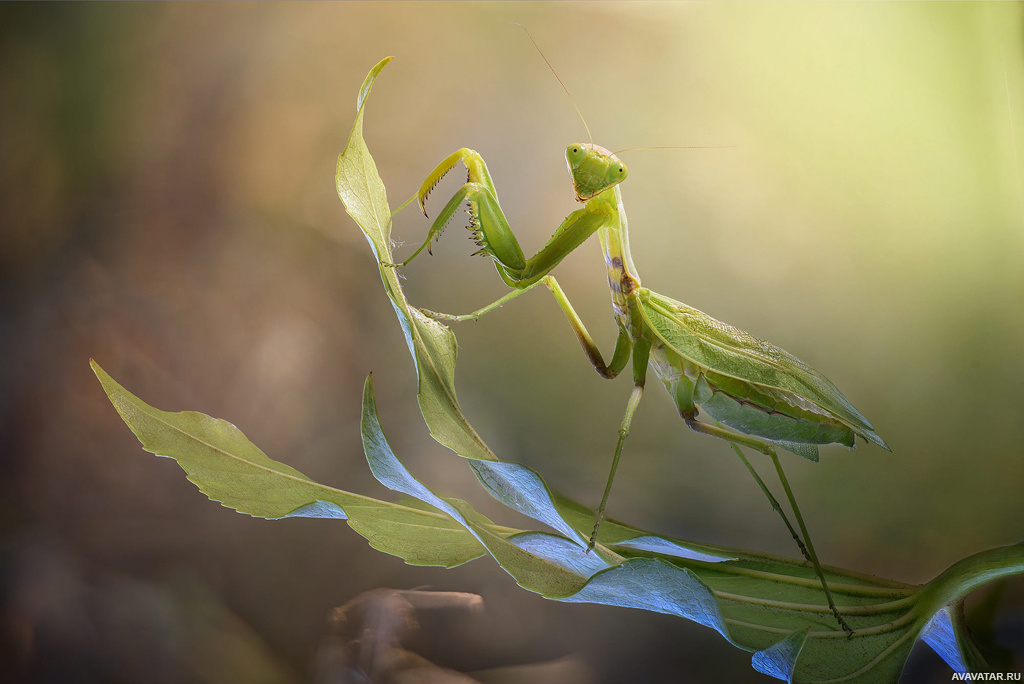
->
[751, 627, 809, 682]
[356, 56, 394, 113]
[90, 358, 116, 395]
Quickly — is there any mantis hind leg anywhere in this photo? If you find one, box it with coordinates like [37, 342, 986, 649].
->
[683, 415, 855, 636]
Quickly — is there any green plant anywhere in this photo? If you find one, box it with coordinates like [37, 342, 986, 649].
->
[92, 57, 1023, 682]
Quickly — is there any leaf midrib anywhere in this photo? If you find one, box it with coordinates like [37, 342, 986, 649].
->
[125, 386, 457, 523]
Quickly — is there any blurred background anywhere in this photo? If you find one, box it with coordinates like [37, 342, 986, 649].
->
[2, 3, 1022, 682]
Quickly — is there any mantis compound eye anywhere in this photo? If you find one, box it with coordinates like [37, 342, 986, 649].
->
[606, 162, 628, 185]
[566, 144, 587, 166]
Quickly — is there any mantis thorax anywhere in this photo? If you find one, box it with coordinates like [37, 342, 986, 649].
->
[566, 144, 628, 202]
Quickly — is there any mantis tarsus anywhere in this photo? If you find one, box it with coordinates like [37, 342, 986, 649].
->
[387, 55, 889, 638]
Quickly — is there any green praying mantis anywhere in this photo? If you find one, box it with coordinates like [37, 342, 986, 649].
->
[385, 46, 889, 637]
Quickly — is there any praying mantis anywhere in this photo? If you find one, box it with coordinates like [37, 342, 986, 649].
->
[386, 48, 889, 637]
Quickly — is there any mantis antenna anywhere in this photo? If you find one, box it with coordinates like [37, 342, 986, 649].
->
[613, 145, 736, 155]
[514, 25, 732, 156]
[514, 23, 594, 144]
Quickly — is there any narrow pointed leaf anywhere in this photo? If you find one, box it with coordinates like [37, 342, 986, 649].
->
[505, 532, 610, 577]
[360, 375, 595, 597]
[561, 558, 730, 639]
[468, 460, 588, 547]
[612, 535, 736, 564]
[91, 360, 484, 568]
[335, 57, 496, 465]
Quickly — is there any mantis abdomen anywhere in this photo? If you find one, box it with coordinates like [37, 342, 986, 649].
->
[650, 343, 856, 462]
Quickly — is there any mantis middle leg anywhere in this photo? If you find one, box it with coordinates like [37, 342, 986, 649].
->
[416, 274, 633, 381]
[588, 337, 651, 550]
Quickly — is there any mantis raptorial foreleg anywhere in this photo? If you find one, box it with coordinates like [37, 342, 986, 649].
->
[400, 180, 526, 279]
[401, 152, 632, 376]
[390, 149, 612, 290]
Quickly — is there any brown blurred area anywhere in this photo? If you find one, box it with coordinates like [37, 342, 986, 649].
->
[1, 3, 1022, 682]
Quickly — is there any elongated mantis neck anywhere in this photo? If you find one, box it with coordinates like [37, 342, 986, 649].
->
[597, 186, 641, 322]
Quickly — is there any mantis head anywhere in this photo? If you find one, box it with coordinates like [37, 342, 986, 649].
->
[566, 143, 628, 202]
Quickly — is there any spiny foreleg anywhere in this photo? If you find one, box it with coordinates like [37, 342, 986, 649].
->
[387, 149, 527, 284]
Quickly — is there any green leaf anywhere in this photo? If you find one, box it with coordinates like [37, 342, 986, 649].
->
[336, 56, 393, 254]
[345, 496, 485, 569]
[90, 360, 483, 569]
[335, 57, 496, 465]
[359, 373, 593, 596]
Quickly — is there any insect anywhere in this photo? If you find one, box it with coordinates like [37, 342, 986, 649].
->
[387, 42, 888, 636]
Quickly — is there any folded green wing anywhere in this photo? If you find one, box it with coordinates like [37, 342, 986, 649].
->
[638, 288, 889, 450]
